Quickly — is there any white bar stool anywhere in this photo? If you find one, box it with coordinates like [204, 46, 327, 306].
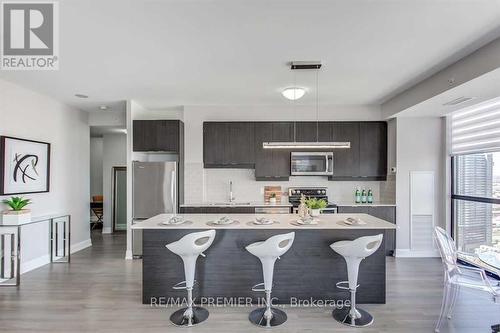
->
[330, 234, 383, 327]
[165, 230, 216, 327]
[246, 232, 295, 328]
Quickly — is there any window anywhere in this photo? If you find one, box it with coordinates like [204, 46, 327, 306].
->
[452, 152, 500, 253]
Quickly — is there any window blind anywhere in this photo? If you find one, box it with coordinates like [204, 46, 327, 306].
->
[451, 98, 500, 155]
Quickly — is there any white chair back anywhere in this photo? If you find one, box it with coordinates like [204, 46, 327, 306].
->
[166, 230, 216, 257]
[434, 226, 458, 274]
[331, 234, 383, 259]
[246, 232, 295, 259]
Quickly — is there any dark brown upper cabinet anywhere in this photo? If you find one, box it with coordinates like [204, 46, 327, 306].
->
[330, 122, 361, 179]
[293, 121, 334, 143]
[203, 122, 255, 168]
[254, 122, 294, 180]
[133, 120, 183, 153]
[359, 122, 387, 179]
[201, 120, 387, 181]
[329, 121, 387, 180]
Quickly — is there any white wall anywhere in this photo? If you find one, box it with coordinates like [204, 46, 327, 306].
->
[102, 133, 126, 233]
[90, 137, 103, 197]
[0, 79, 91, 273]
[395, 117, 446, 257]
[88, 110, 126, 127]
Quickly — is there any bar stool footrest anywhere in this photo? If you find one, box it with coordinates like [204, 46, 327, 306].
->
[335, 281, 359, 291]
[251, 282, 266, 292]
[172, 280, 198, 290]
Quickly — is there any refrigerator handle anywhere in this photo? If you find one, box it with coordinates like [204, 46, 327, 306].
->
[171, 170, 177, 214]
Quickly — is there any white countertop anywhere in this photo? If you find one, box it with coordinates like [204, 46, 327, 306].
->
[131, 213, 396, 230]
[335, 202, 396, 207]
[180, 202, 292, 208]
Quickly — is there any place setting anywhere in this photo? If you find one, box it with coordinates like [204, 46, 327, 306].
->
[206, 216, 239, 226]
[159, 215, 193, 226]
[290, 215, 320, 227]
[247, 216, 280, 226]
[338, 216, 367, 227]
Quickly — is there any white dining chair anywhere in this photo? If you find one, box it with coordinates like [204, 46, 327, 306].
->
[434, 226, 500, 332]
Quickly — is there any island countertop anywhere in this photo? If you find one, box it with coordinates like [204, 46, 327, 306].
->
[131, 213, 396, 230]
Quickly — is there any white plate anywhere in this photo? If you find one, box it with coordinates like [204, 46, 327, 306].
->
[252, 219, 277, 225]
[161, 216, 187, 225]
[293, 219, 318, 225]
[342, 218, 367, 226]
[207, 219, 239, 226]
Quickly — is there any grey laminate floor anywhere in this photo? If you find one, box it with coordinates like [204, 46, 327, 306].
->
[0, 232, 498, 333]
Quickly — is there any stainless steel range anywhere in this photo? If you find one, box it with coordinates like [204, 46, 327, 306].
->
[288, 187, 338, 214]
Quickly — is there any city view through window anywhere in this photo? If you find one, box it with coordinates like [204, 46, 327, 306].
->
[454, 152, 500, 253]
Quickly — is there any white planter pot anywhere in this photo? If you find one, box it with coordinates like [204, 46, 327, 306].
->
[310, 209, 321, 217]
[1, 209, 31, 225]
[269, 198, 277, 205]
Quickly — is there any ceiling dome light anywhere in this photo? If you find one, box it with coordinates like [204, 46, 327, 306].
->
[282, 87, 305, 100]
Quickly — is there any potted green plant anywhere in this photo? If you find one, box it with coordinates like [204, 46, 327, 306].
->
[2, 197, 31, 225]
[305, 197, 327, 217]
[269, 193, 277, 205]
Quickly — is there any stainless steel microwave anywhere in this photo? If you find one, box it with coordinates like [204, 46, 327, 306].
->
[290, 152, 334, 176]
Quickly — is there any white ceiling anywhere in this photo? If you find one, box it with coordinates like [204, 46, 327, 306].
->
[2, 0, 500, 112]
[396, 67, 500, 118]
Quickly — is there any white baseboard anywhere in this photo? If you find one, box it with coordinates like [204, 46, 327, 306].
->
[71, 238, 92, 254]
[102, 227, 112, 234]
[19, 238, 92, 275]
[21, 254, 50, 274]
[125, 249, 133, 260]
[395, 249, 440, 258]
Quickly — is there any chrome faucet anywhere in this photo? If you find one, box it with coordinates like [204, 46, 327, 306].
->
[229, 180, 235, 203]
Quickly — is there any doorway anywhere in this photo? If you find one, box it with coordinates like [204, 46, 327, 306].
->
[113, 167, 127, 231]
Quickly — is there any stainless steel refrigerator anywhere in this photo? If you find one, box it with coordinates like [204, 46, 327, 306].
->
[132, 161, 177, 257]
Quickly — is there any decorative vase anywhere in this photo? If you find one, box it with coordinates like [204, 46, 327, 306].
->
[298, 194, 308, 218]
[269, 197, 277, 205]
[310, 209, 321, 217]
[1, 209, 31, 225]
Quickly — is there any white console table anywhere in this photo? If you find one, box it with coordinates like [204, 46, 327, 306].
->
[0, 214, 71, 287]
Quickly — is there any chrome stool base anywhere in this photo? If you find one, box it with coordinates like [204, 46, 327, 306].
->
[249, 307, 287, 328]
[332, 307, 374, 327]
[170, 306, 209, 327]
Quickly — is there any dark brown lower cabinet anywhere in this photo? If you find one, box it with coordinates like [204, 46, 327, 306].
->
[337, 205, 396, 256]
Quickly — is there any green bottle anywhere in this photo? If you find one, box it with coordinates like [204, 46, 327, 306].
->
[367, 188, 373, 203]
[355, 188, 361, 203]
[361, 189, 367, 203]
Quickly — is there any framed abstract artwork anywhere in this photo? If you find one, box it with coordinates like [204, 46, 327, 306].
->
[0, 136, 51, 195]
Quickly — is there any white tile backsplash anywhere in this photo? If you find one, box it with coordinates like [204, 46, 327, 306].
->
[184, 165, 395, 204]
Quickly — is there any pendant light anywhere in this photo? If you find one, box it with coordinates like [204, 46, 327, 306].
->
[263, 61, 351, 149]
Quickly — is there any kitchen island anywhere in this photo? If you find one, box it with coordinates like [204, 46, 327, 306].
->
[132, 213, 396, 305]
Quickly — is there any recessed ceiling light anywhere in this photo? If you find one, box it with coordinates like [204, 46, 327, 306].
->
[282, 87, 305, 100]
[75, 93, 89, 98]
[99, 105, 109, 110]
